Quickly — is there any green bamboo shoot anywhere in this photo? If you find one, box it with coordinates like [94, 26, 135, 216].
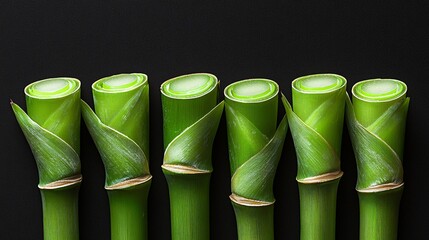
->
[346, 79, 409, 240]
[224, 79, 288, 240]
[12, 77, 82, 240]
[161, 73, 224, 240]
[81, 73, 151, 240]
[284, 74, 347, 240]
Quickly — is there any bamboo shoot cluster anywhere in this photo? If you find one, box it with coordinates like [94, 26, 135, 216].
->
[11, 73, 410, 240]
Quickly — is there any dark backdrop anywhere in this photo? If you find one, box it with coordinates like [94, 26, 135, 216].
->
[1, 1, 428, 239]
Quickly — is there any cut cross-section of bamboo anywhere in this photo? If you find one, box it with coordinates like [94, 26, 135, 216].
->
[346, 79, 409, 240]
[161, 73, 224, 240]
[11, 77, 82, 240]
[284, 74, 347, 240]
[81, 73, 151, 240]
[224, 79, 288, 240]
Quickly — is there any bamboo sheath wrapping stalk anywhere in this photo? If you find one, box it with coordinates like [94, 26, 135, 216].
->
[11, 78, 82, 240]
[284, 74, 347, 240]
[81, 73, 151, 240]
[225, 79, 288, 240]
[161, 73, 224, 240]
[346, 79, 409, 240]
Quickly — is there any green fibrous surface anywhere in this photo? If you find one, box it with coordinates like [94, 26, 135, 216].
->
[161, 73, 219, 148]
[225, 79, 281, 174]
[41, 186, 80, 240]
[161, 73, 224, 240]
[286, 74, 346, 180]
[93, 73, 150, 155]
[25, 77, 81, 153]
[162, 74, 223, 172]
[12, 77, 81, 186]
[81, 101, 149, 186]
[347, 79, 409, 190]
[82, 73, 150, 187]
[358, 186, 403, 240]
[163, 101, 224, 172]
[225, 79, 287, 240]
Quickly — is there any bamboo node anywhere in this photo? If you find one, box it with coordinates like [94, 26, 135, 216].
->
[357, 182, 404, 193]
[162, 164, 211, 174]
[105, 175, 152, 190]
[229, 193, 274, 207]
[297, 170, 343, 184]
[38, 174, 82, 189]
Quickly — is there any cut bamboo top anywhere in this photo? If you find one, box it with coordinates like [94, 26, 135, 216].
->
[289, 74, 346, 167]
[352, 79, 407, 128]
[224, 79, 279, 143]
[24, 77, 81, 154]
[224, 78, 278, 103]
[92, 73, 149, 153]
[352, 79, 407, 102]
[161, 73, 217, 99]
[292, 73, 346, 94]
[25, 77, 80, 99]
[347, 78, 409, 190]
[161, 73, 219, 148]
[93, 73, 147, 93]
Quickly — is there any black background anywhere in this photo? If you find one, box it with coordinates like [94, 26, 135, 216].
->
[1, 1, 428, 239]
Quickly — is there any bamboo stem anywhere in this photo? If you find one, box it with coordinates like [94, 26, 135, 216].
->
[108, 180, 152, 240]
[358, 185, 403, 240]
[232, 203, 274, 240]
[163, 170, 210, 240]
[40, 182, 80, 240]
[298, 177, 341, 240]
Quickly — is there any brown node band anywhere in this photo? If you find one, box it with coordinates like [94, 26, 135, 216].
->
[297, 170, 343, 184]
[105, 175, 152, 190]
[357, 182, 404, 193]
[229, 193, 274, 207]
[162, 164, 211, 175]
[38, 174, 82, 190]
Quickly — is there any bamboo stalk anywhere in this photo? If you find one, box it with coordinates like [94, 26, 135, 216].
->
[161, 73, 224, 240]
[40, 179, 81, 240]
[346, 79, 409, 240]
[81, 73, 151, 240]
[297, 176, 340, 240]
[284, 73, 347, 240]
[11, 77, 82, 240]
[224, 79, 288, 240]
